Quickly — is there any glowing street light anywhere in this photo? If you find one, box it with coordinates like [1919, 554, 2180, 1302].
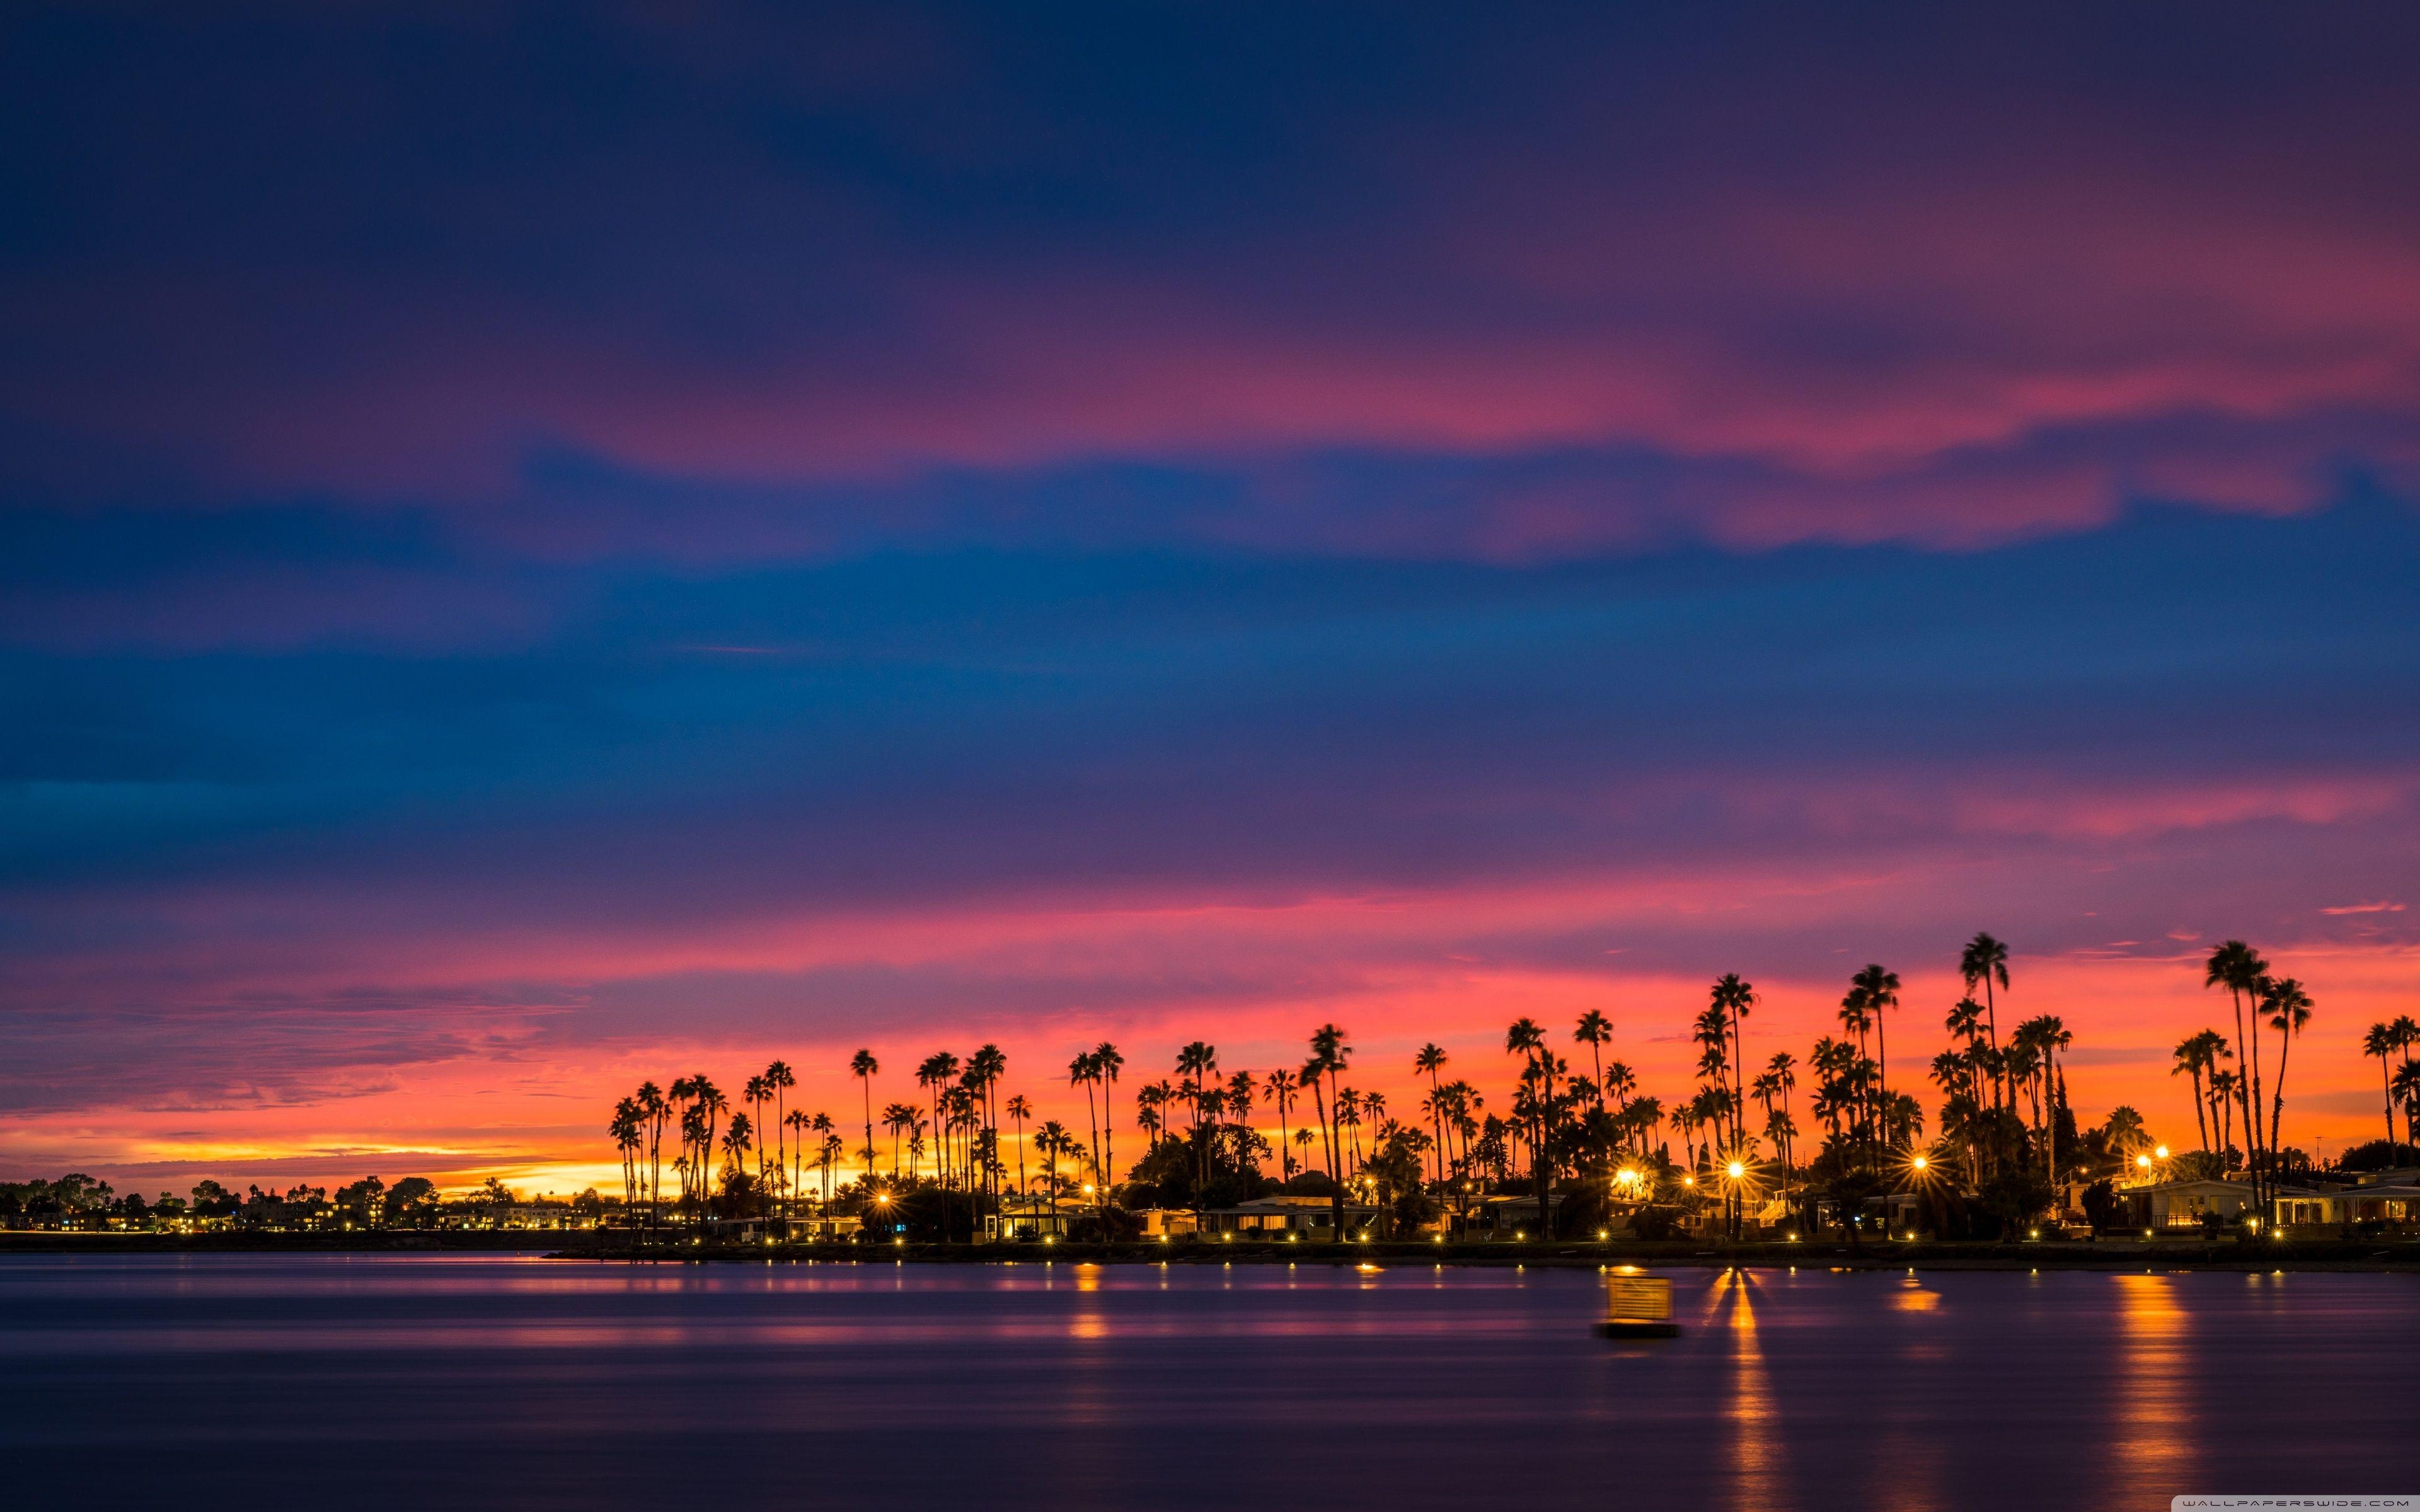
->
[2153, 1146, 2169, 1160]
[1726, 1160, 1746, 1181]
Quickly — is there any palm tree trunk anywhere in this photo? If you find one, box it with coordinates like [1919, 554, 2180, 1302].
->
[2385, 1057, 2398, 1151]
[2268, 1026, 2293, 1167]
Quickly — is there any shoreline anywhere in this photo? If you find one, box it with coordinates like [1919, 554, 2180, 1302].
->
[6, 1230, 2416, 1272]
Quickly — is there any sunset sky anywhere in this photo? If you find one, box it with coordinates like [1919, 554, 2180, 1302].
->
[5, 4, 2417, 1197]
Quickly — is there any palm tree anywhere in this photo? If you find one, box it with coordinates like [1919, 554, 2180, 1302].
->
[1264, 1068, 1300, 1179]
[1959, 934, 2010, 1105]
[609, 1097, 643, 1214]
[764, 1061, 795, 1217]
[965, 1044, 1008, 1203]
[813, 1118, 838, 1210]
[1851, 964, 1901, 1143]
[1413, 1044, 1448, 1185]
[744, 1074, 771, 1194]
[1005, 1094, 1033, 1198]
[916, 1052, 960, 1188]
[2204, 941, 2270, 1199]
[2027, 1015, 2071, 1187]
[2394, 1061, 2420, 1154]
[720, 1113, 752, 1212]
[2366, 1022, 2409, 1151]
[1310, 1023, 1352, 1237]
[1765, 1051, 1797, 1193]
[1709, 975, 1756, 1169]
[1069, 1050, 1102, 1207]
[2174, 1034, 2218, 1154]
[1572, 1012, 1611, 1113]
[1037, 1120, 1070, 1225]
[850, 1049, 880, 1183]
[636, 1080, 668, 1230]
[1093, 1042, 1124, 1201]
[2393, 1016, 2420, 1148]
[2262, 978, 2313, 1162]
[784, 1108, 809, 1218]
[882, 1101, 916, 1177]
[688, 1075, 725, 1223]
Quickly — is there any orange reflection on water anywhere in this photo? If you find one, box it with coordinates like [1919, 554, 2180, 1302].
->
[2110, 1273, 2191, 1501]
[1713, 1269, 1787, 1512]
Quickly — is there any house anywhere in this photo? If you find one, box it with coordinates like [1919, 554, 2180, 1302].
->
[2114, 1177, 2265, 1231]
[984, 1198, 1083, 1240]
[1200, 1195, 1379, 1237]
[1458, 1193, 1567, 1239]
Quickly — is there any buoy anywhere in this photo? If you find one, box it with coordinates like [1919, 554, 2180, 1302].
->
[1593, 1268, 1681, 1339]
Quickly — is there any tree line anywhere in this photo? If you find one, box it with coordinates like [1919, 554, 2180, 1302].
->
[603, 934, 2419, 1240]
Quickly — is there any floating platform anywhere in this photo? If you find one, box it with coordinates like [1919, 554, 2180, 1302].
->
[1595, 1270, 1680, 1338]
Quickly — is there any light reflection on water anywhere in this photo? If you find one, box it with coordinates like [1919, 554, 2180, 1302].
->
[1, 1256, 2412, 1511]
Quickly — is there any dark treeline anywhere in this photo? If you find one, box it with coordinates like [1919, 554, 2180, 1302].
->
[600, 936, 2420, 1244]
[0, 1174, 596, 1233]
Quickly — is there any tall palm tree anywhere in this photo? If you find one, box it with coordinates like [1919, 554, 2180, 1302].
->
[2394, 1061, 2420, 1154]
[965, 1045, 1008, 1203]
[609, 1097, 643, 1214]
[916, 1053, 960, 1189]
[2366, 1022, 2404, 1150]
[1765, 1051, 1797, 1194]
[744, 1074, 771, 1194]
[1851, 964, 1901, 1144]
[2174, 1034, 2216, 1154]
[1093, 1042, 1124, 1201]
[689, 1075, 725, 1223]
[1572, 1012, 1612, 1113]
[764, 1061, 795, 1217]
[2204, 941, 2270, 1198]
[2262, 978, 2313, 1163]
[1264, 1068, 1300, 1179]
[785, 1108, 809, 1218]
[1503, 1018, 1547, 1229]
[1037, 1121, 1069, 1224]
[1959, 934, 2010, 1106]
[1413, 1044, 1448, 1185]
[850, 1049, 880, 1184]
[2393, 1016, 2420, 1148]
[1709, 975, 1756, 1155]
[1005, 1094, 1033, 1199]
[1069, 1050, 1102, 1206]
[1310, 1023, 1352, 1237]
[813, 1118, 838, 1210]
[636, 1080, 668, 1230]
[720, 1113, 752, 1213]
[2028, 1015, 2071, 1188]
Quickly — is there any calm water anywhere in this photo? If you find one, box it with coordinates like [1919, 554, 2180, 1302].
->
[3, 1255, 2414, 1509]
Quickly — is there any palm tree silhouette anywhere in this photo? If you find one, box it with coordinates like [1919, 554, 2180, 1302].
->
[1005, 1094, 1033, 1200]
[850, 1049, 880, 1186]
[1412, 1046, 1448, 1184]
[2366, 1022, 2404, 1150]
[1959, 934, 2010, 1106]
[1572, 1012, 1611, 1114]
[2262, 978, 2313, 1162]
[1850, 965, 1900, 1145]
[1093, 1042, 1124, 1202]
[1308, 1023, 1352, 1237]
[1264, 1068, 1300, 1179]
[2205, 941, 2270, 1198]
